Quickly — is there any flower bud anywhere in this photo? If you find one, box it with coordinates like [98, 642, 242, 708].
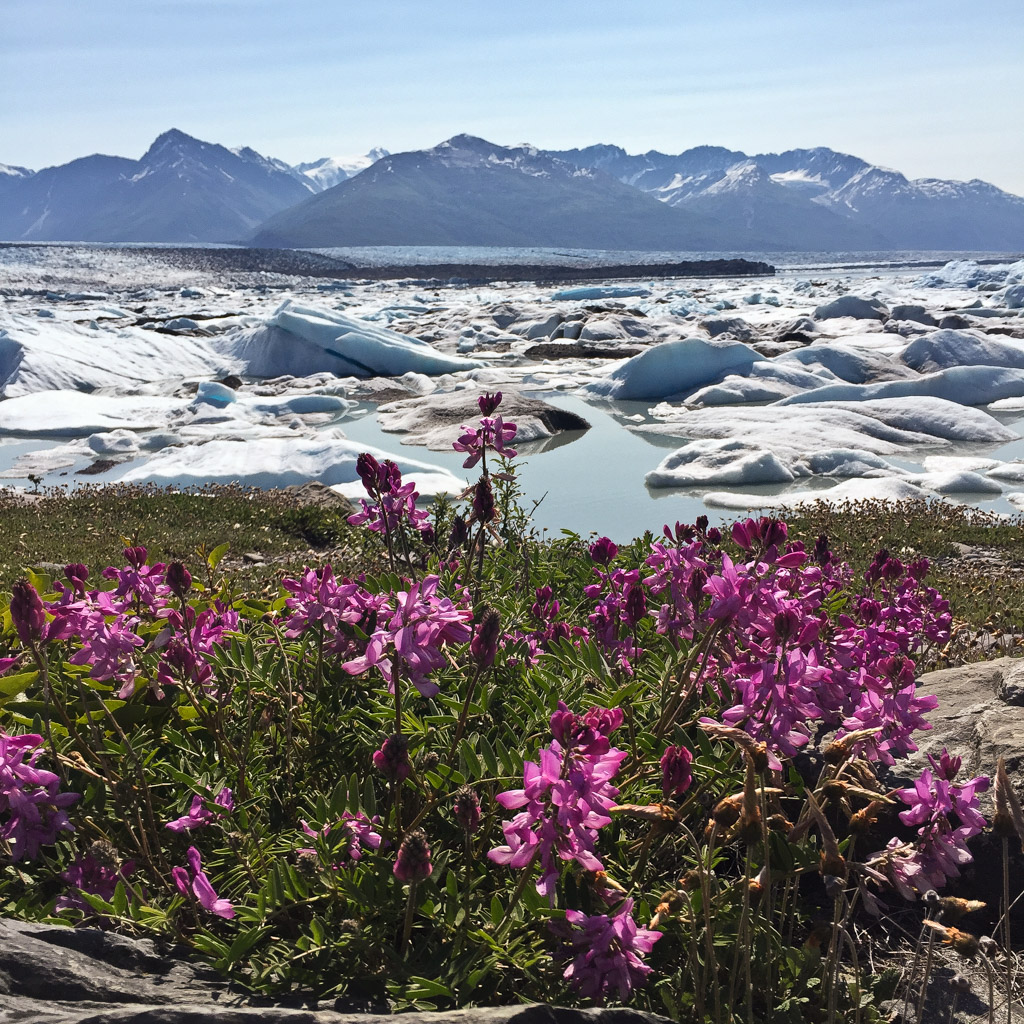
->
[64, 563, 89, 596]
[470, 608, 501, 669]
[356, 452, 381, 494]
[123, 545, 148, 569]
[589, 536, 618, 566]
[372, 734, 411, 782]
[660, 745, 694, 798]
[393, 829, 432, 883]
[10, 578, 46, 644]
[472, 476, 496, 524]
[453, 785, 482, 832]
[447, 514, 469, 550]
[477, 391, 502, 416]
[166, 561, 192, 598]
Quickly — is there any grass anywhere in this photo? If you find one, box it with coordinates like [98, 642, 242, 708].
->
[785, 498, 1024, 662]
[3, 487, 1024, 660]
[0, 484, 382, 594]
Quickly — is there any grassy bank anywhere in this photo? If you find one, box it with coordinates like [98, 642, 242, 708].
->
[3, 487, 1022, 657]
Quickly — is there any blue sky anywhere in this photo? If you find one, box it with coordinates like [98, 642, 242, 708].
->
[4, 0, 1023, 194]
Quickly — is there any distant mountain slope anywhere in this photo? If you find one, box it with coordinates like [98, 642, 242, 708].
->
[548, 143, 1024, 250]
[0, 129, 315, 243]
[295, 148, 390, 191]
[251, 134, 747, 250]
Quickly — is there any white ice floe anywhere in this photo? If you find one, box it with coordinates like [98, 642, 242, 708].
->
[702, 477, 930, 510]
[778, 343, 916, 384]
[584, 336, 759, 400]
[0, 391, 185, 437]
[915, 259, 1024, 290]
[900, 329, 1024, 373]
[376, 388, 589, 450]
[644, 437, 912, 490]
[645, 397, 1013, 450]
[921, 455, 1001, 474]
[114, 435, 465, 497]
[550, 285, 651, 301]
[214, 299, 484, 379]
[812, 295, 889, 321]
[910, 470, 1004, 495]
[776, 365, 1024, 408]
[0, 315, 237, 397]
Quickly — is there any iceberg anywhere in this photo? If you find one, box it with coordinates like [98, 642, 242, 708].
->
[115, 436, 465, 496]
[585, 336, 759, 400]
[702, 477, 929, 510]
[900, 329, 1024, 373]
[0, 391, 185, 437]
[214, 300, 484, 379]
[0, 316, 237, 397]
[776, 365, 1024, 408]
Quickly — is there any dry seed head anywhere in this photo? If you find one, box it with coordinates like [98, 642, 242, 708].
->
[823, 727, 883, 765]
[87, 840, 121, 871]
[678, 869, 702, 892]
[938, 896, 986, 923]
[849, 799, 884, 834]
[992, 757, 1024, 850]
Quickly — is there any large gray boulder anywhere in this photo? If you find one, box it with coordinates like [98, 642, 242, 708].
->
[0, 919, 672, 1023]
[911, 657, 1024, 791]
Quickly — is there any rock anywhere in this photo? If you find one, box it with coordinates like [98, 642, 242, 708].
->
[0, 919, 676, 1024]
[813, 295, 890, 321]
[217, 375, 244, 390]
[377, 390, 589, 451]
[889, 304, 939, 326]
[279, 481, 355, 511]
[911, 657, 1024, 791]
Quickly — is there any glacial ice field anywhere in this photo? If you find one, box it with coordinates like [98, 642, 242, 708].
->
[1, 242, 1024, 541]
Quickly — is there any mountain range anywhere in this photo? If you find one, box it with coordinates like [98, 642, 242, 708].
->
[1, 129, 1022, 251]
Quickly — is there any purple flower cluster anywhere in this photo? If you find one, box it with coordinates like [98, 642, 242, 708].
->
[554, 898, 661, 1003]
[347, 453, 431, 535]
[643, 518, 949, 768]
[165, 787, 234, 832]
[505, 586, 589, 665]
[298, 811, 382, 866]
[172, 846, 235, 919]
[343, 575, 472, 697]
[873, 750, 989, 898]
[44, 553, 237, 700]
[489, 703, 626, 899]
[452, 391, 518, 469]
[56, 849, 135, 915]
[585, 564, 646, 673]
[0, 731, 78, 861]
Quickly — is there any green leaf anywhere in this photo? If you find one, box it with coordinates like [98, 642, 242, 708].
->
[207, 542, 230, 571]
[111, 881, 128, 917]
[406, 977, 454, 999]
[0, 670, 39, 703]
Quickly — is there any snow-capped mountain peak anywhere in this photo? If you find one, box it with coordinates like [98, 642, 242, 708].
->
[294, 148, 390, 191]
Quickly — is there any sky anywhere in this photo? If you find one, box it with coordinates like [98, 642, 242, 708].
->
[3, 0, 1024, 195]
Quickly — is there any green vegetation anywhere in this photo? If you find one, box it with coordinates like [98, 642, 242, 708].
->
[0, 475, 1021, 1020]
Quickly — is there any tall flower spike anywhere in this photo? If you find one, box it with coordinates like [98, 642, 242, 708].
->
[10, 579, 46, 645]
